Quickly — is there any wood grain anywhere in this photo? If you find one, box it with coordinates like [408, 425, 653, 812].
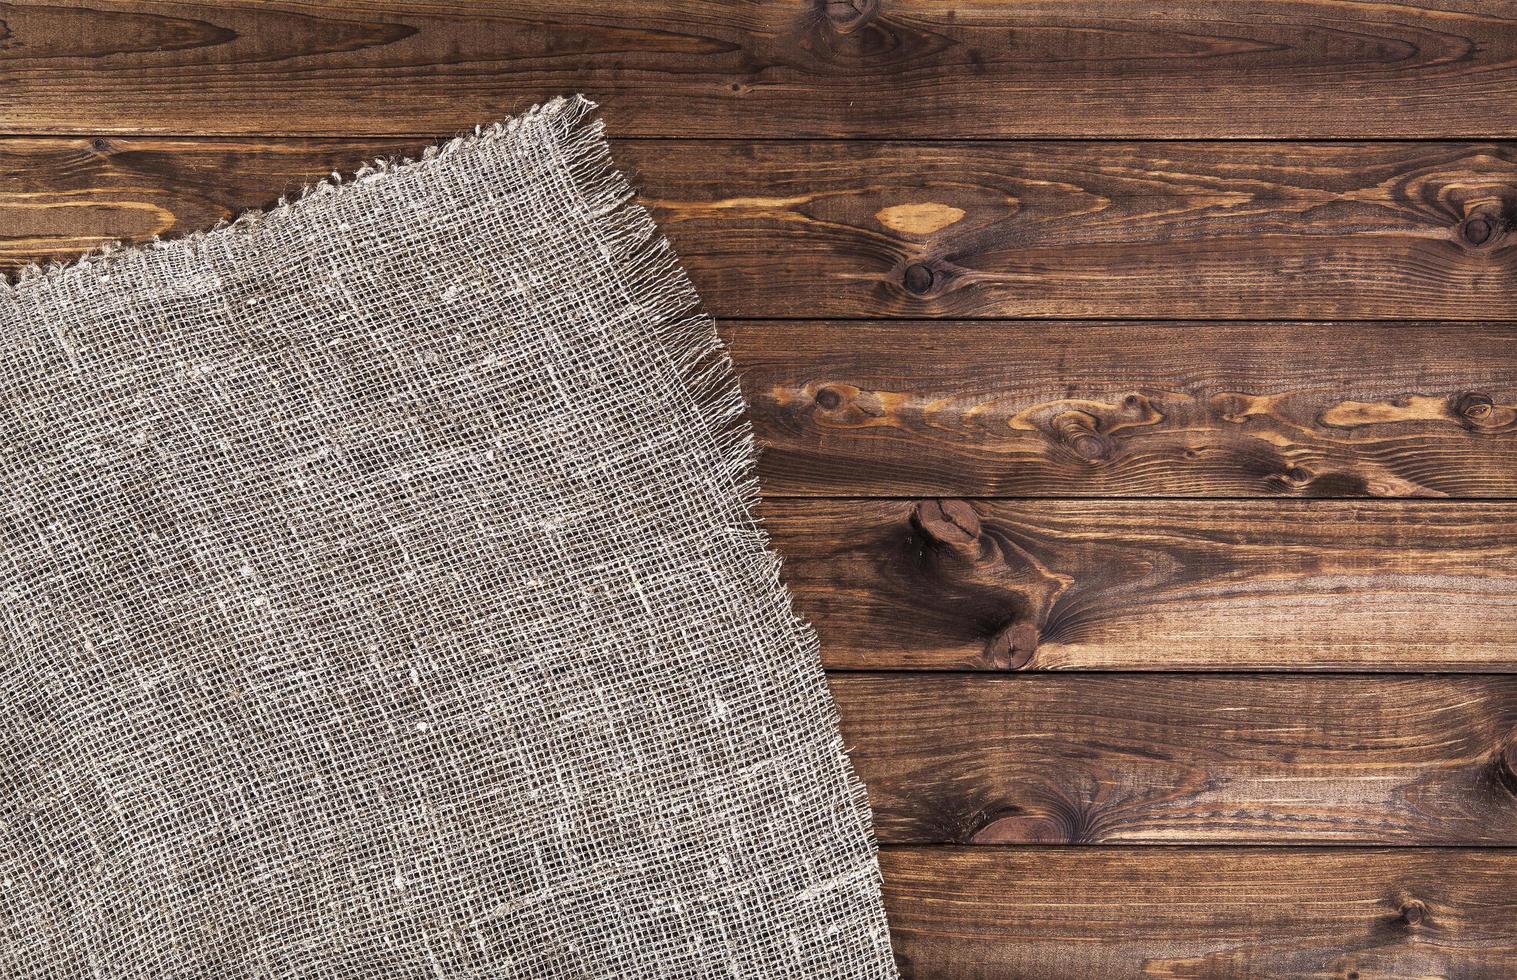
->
[7, 143, 1517, 494]
[737, 323, 1517, 500]
[5, 137, 1517, 320]
[730, 321, 1517, 497]
[834, 673, 1517, 844]
[625, 140, 1517, 320]
[767, 499, 1517, 670]
[0, 136, 419, 267]
[11, 1, 1517, 974]
[2, 1, 1517, 138]
[880, 846, 1517, 979]
[9, 141, 1512, 491]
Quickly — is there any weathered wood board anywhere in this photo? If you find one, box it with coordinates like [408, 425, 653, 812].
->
[881, 846, 1517, 979]
[1, 1, 1516, 139]
[6, 138, 1517, 321]
[834, 673, 1517, 843]
[731, 321, 1517, 497]
[765, 499, 1517, 670]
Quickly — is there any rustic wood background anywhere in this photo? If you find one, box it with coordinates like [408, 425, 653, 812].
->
[4, 0, 1517, 975]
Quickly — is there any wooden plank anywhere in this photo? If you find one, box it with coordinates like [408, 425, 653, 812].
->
[834, 673, 1517, 844]
[766, 499, 1517, 670]
[730, 321, 1517, 497]
[5, 137, 1517, 320]
[0, 136, 419, 269]
[879, 846, 1517, 979]
[627, 140, 1517, 320]
[2, 1, 1517, 138]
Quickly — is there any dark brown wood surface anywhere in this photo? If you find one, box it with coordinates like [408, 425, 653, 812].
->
[2, 1, 1517, 139]
[4, 1, 1516, 975]
[881, 847, 1517, 979]
[767, 499, 1517, 670]
[7, 138, 1517, 320]
[731, 321, 1517, 497]
[834, 673, 1517, 843]
[626, 140, 1517, 321]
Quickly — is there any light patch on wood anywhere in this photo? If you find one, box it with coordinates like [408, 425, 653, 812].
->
[0, 199, 175, 243]
[646, 193, 817, 213]
[874, 202, 966, 236]
[1005, 395, 1165, 434]
[1321, 394, 1453, 426]
[766, 383, 904, 428]
[1322, 394, 1491, 427]
[1213, 390, 1292, 424]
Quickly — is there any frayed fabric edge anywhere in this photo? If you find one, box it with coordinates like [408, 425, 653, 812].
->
[538, 98, 893, 940]
[1, 92, 894, 953]
[2, 96, 582, 300]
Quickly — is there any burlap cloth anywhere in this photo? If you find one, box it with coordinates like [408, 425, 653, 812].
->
[0, 96, 895, 978]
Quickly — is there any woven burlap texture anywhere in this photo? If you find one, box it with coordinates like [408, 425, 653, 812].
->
[0, 96, 896, 978]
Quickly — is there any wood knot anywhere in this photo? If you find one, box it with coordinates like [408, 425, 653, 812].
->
[902, 263, 935, 296]
[903, 500, 1070, 669]
[814, 386, 845, 411]
[1501, 736, 1517, 791]
[1398, 899, 1428, 927]
[984, 621, 1039, 670]
[1051, 411, 1110, 462]
[821, 0, 880, 33]
[1458, 210, 1506, 249]
[912, 498, 982, 559]
[90, 137, 113, 154]
[1452, 391, 1495, 424]
[807, 383, 885, 422]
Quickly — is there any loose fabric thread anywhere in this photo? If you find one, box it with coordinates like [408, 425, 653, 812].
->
[0, 96, 896, 978]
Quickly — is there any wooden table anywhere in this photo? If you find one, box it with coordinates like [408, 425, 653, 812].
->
[4, 1, 1516, 975]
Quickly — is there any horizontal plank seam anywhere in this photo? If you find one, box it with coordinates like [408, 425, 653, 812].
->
[724, 319, 1517, 326]
[874, 842, 1517, 851]
[825, 668, 1517, 679]
[5, 133, 1517, 145]
[721, 315, 1517, 324]
[764, 495, 1517, 503]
